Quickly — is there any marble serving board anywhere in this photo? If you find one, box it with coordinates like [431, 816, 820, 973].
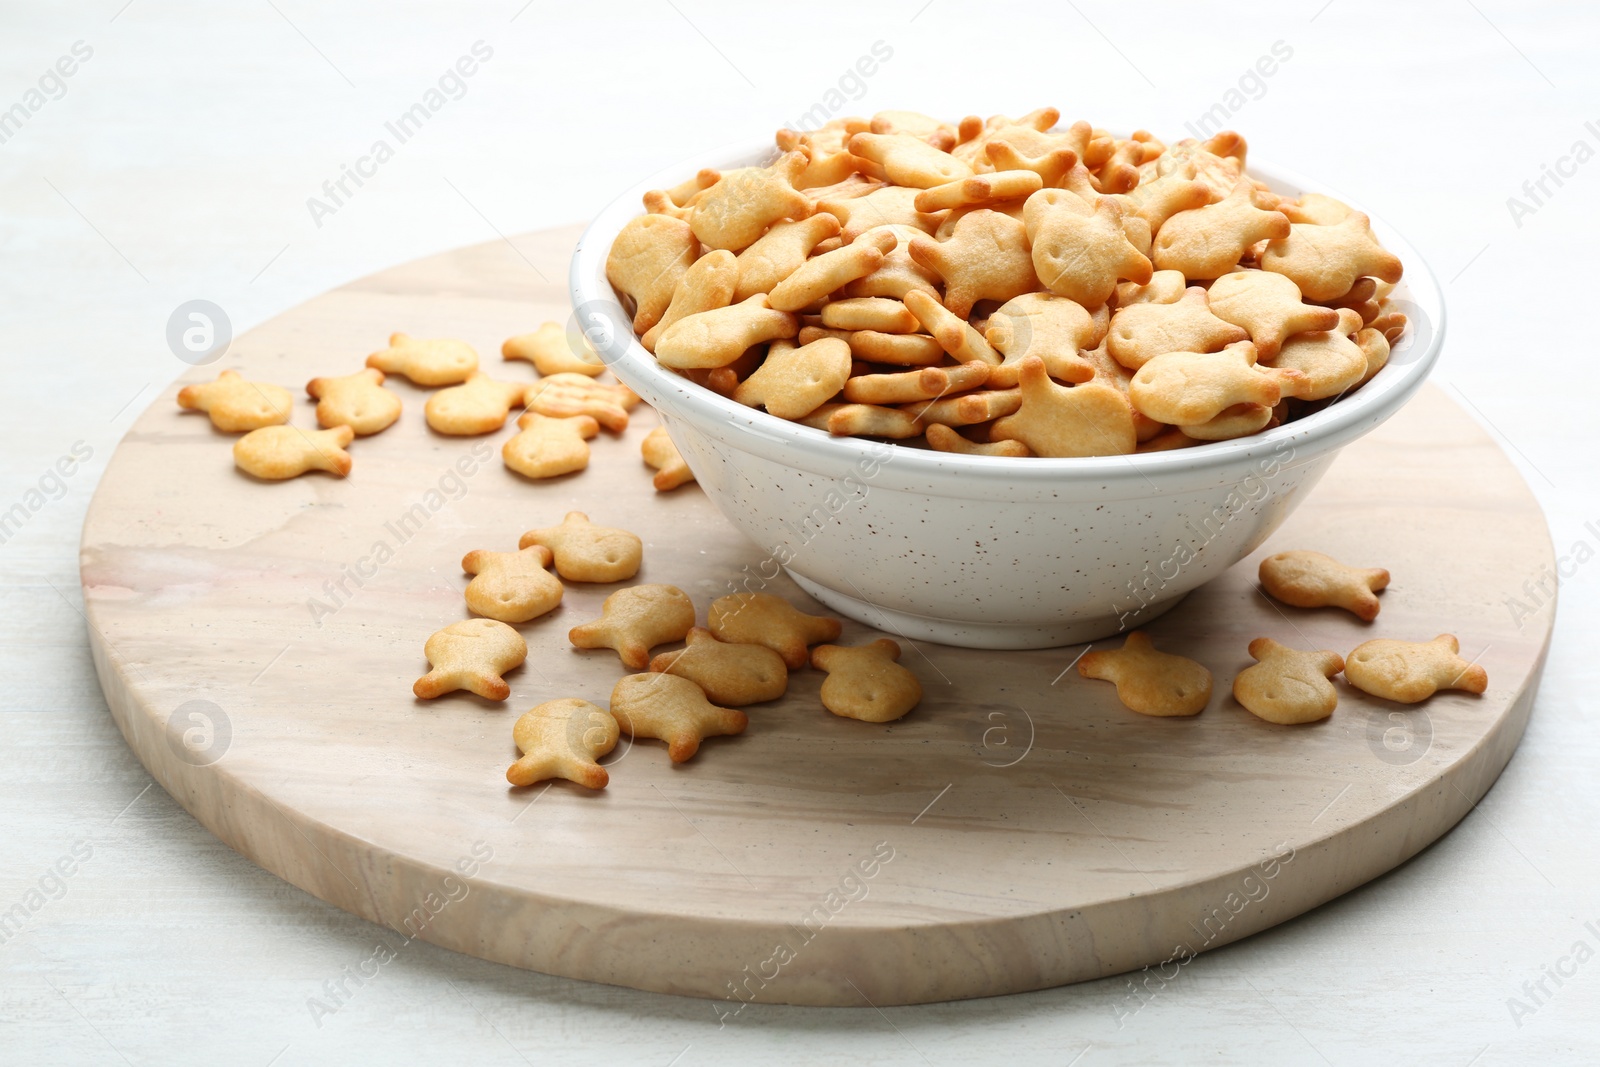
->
[80, 224, 1555, 1007]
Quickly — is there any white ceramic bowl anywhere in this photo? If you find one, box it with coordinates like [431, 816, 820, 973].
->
[571, 140, 1445, 649]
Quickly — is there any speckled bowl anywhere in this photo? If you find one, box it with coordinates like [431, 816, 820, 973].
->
[570, 141, 1445, 649]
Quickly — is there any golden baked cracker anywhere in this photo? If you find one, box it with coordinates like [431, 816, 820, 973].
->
[952, 109, 1063, 166]
[502, 322, 606, 377]
[178, 369, 293, 432]
[519, 511, 642, 583]
[913, 170, 1043, 212]
[931, 198, 1029, 241]
[1151, 179, 1290, 280]
[810, 638, 922, 722]
[903, 387, 1021, 427]
[840, 224, 942, 300]
[654, 295, 800, 369]
[569, 583, 696, 669]
[461, 545, 563, 624]
[1270, 308, 1367, 400]
[1344, 635, 1488, 704]
[984, 137, 1078, 186]
[414, 618, 526, 701]
[848, 131, 972, 188]
[1135, 427, 1201, 453]
[768, 229, 897, 312]
[1355, 326, 1390, 385]
[1326, 276, 1380, 325]
[305, 368, 401, 436]
[800, 172, 881, 205]
[1128, 341, 1304, 426]
[233, 425, 353, 480]
[1233, 638, 1345, 725]
[819, 185, 944, 243]
[423, 373, 527, 436]
[1369, 310, 1408, 347]
[1114, 270, 1187, 306]
[1258, 212, 1403, 302]
[506, 699, 619, 789]
[1024, 189, 1152, 308]
[1281, 192, 1353, 226]
[844, 362, 990, 405]
[1122, 158, 1212, 231]
[840, 329, 947, 367]
[610, 673, 748, 762]
[1078, 631, 1212, 716]
[733, 337, 852, 420]
[641, 189, 693, 221]
[649, 627, 788, 706]
[652, 167, 719, 208]
[642, 426, 695, 491]
[524, 373, 640, 431]
[641, 249, 740, 352]
[1094, 138, 1144, 194]
[909, 208, 1038, 318]
[925, 422, 1031, 457]
[868, 109, 958, 144]
[707, 592, 843, 669]
[643, 168, 720, 217]
[365, 332, 477, 386]
[819, 403, 924, 439]
[733, 215, 841, 302]
[819, 297, 919, 333]
[1108, 286, 1249, 370]
[902, 289, 1002, 368]
[779, 118, 871, 187]
[1179, 402, 1275, 441]
[502, 412, 598, 479]
[1141, 138, 1244, 200]
[605, 213, 699, 333]
[1206, 269, 1340, 359]
[1259, 549, 1390, 621]
[690, 150, 813, 251]
[991, 357, 1136, 457]
[983, 292, 1098, 387]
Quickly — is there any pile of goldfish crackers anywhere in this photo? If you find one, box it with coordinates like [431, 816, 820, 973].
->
[606, 107, 1409, 457]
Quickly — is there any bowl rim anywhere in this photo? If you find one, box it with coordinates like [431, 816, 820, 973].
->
[570, 136, 1445, 486]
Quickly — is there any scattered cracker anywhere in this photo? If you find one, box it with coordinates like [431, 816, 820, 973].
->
[506, 698, 619, 789]
[648, 627, 788, 706]
[1232, 638, 1345, 725]
[707, 593, 842, 670]
[1259, 550, 1389, 621]
[1078, 631, 1212, 716]
[306, 368, 401, 436]
[461, 545, 563, 624]
[366, 333, 477, 386]
[810, 638, 922, 722]
[178, 369, 293, 432]
[519, 512, 642, 583]
[414, 618, 526, 701]
[503, 322, 606, 377]
[424, 373, 527, 436]
[233, 425, 353, 480]
[610, 673, 747, 762]
[524, 373, 639, 432]
[502, 412, 599, 480]
[569, 584, 696, 669]
[1345, 635, 1487, 704]
[642, 426, 695, 490]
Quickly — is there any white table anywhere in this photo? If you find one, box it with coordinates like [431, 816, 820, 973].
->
[3, 2, 1596, 1063]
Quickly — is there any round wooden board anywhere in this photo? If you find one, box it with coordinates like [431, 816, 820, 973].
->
[82, 224, 1555, 1008]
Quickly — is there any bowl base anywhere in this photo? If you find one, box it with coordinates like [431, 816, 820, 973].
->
[787, 571, 1189, 650]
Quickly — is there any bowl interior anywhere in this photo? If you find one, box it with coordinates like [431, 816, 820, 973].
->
[570, 137, 1445, 489]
